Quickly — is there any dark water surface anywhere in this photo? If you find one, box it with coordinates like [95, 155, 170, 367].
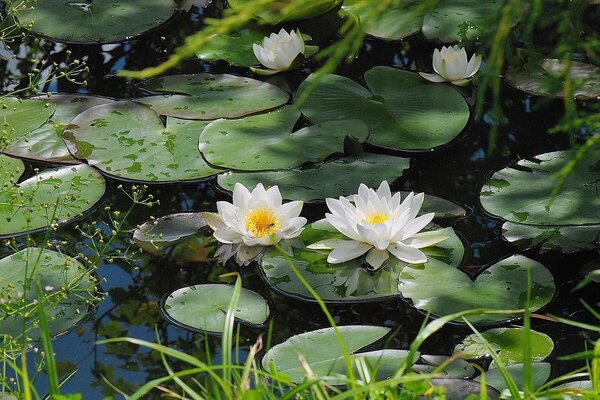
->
[1, 4, 598, 398]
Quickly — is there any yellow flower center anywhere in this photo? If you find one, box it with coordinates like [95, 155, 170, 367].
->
[365, 212, 388, 224]
[245, 208, 280, 238]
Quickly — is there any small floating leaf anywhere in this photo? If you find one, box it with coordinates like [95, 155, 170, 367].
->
[475, 363, 551, 392]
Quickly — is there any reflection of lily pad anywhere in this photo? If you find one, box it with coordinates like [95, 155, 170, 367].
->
[475, 363, 551, 392]
[506, 59, 600, 100]
[217, 153, 410, 202]
[10, 0, 176, 43]
[0, 97, 55, 144]
[0, 155, 106, 237]
[398, 255, 555, 323]
[0, 248, 96, 348]
[259, 219, 464, 303]
[296, 67, 469, 151]
[453, 327, 554, 364]
[4, 94, 115, 164]
[199, 106, 369, 170]
[63, 101, 223, 183]
[162, 284, 270, 334]
[136, 73, 289, 119]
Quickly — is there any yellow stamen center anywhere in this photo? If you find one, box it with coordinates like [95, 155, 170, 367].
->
[245, 208, 280, 238]
[365, 212, 388, 224]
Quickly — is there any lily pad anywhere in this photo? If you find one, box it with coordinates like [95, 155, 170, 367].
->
[0, 248, 96, 347]
[228, 0, 341, 24]
[296, 67, 469, 151]
[259, 219, 464, 303]
[506, 59, 600, 100]
[413, 355, 475, 379]
[475, 363, 551, 392]
[453, 327, 554, 365]
[0, 155, 106, 237]
[427, 379, 500, 400]
[0, 155, 24, 188]
[199, 106, 369, 170]
[398, 255, 555, 323]
[0, 97, 55, 144]
[4, 94, 115, 164]
[261, 325, 394, 384]
[161, 284, 270, 334]
[501, 222, 600, 253]
[9, 0, 176, 43]
[63, 101, 224, 183]
[217, 153, 410, 202]
[136, 73, 289, 120]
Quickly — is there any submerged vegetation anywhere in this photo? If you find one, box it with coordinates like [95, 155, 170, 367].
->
[0, 0, 599, 399]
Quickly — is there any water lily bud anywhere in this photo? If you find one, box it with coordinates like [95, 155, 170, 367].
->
[419, 45, 482, 86]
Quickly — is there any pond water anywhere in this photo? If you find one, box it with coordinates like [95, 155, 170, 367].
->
[1, 3, 599, 398]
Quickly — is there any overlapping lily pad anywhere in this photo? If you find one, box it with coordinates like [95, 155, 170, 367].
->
[63, 101, 223, 183]
[259, 219, 464, 303]
[199, 106, 369, 170]
[136, 73, 289, 119]
[501, 222, 600, 253]
[4, 94, 115, 164]
[0, 155, 24, 188]
[475, 363, 551, 392]
[9, 0, 176, 43]
[398, 255, 555, 323]
[0, 248, 96, 347]
[296, 67, 469, 151]
[0, 155, 106, 237]
[228, 0, 341, 24]
[0, 97, 55, 144]
[453, 327, 554, 364]
[161, 284, 270, 334]
[506, 59, 600, 100]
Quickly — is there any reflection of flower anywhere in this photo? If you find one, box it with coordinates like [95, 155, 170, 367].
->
[252, 29, 305, 73]
[419, 45, 482, 86]
[310, 181, 450, 271]
[203, 183, 307, 266]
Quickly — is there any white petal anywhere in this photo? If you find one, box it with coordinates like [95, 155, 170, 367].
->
[451, 78, 471, 86]
[264, 185, 283, 206]
[213, 227, 242, 244]
[307, 238, 347, 250]
[232, 183, 251, 208]
[408, 192, 425, 221]
[235, 244, 263, 264]
[327, 241, 372, 264]
[202, 212, 226, 231]
[279, 217, 307, 238]
[326, 214, 362, 241]
[402, 212, 435, 239]
[277, 200, 303, 219]
[432, 48, 442, 74]
[365, 248, 390, 270]
[419, 72, 447, 83]
[403, 228, 450, 248]
[465, 54, 482, 77]
[376, 181, 392, 200]
[388, 243, 427, 264]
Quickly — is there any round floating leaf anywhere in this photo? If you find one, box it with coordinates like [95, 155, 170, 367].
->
[556, 380, 593, 390]
[228, 0, 341, 23]
[453, 327, 554, 364]
[413, 355, 475, 379]
[260, 219, 464, 303]
[502, 222, 600, 253]
[10, 0, 176, 43]
[4, 94, 115, 164]
[428, 379, 500, 400]
[63, 101, 223, 183]
[506, 59, 600, 100]
[134, 213, 218, 262]
[217, 153, 410, 202]
[421, 0, 503, 42]
[261, 325, 392, 384]
[136, 73, 289, 119]
[200, 106, 369, 170]
[162, 284, 270, 334]
[0, 248, 96, 347]
[296, 67, 469, 151]
[0, 156, 106, 237]
[398, 255, 555, 323]
[0, 97, 55, 143]
[0, 155, 24, 188]
[475, 363, 551, 392]
[480, 149, 600, 226]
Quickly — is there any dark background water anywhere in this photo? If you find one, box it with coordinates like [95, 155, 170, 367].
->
[1, 3, 599, 398]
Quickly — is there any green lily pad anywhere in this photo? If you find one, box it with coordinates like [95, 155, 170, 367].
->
[453, 327, 554, 364]
[0, 155, 106, 237]
[161, 284, 270, 334]
[296, 67, 469, 151]
[136, 73, 289, 120]
[413, 355, 475, 379]
[475, 363, 551, 392]
[0, 155, 24, 188]
[0, 248, 96, 347]
[0, 97, 55, 145]
[421, 0, 503, 42]
[63, 101, 224, 183]
[9, 0, 176, 43]
[261, 325, 394, 384]
[133, 213, 218, 263]
[506, 59, 600, 100]
[217, 153, 410, 202]
[199, 106, 369, 171]
[501, 222, 600, 253]
[398, 255, 555, 323]
[228, 0, 341, 24]
[259, 219, 464, 303]
[4, 94, 115, 164]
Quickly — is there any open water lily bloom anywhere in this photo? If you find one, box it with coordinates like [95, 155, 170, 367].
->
[252, 28, 305, 73]
[203, 183, 307, 266]
[310, 181, 450, 271]
[419, 45, 482, 86]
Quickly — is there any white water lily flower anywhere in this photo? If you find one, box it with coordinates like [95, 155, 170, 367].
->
[252, 28, 305, 73]
[203, 183, 307, 266]
[419, 45, 482, 86]
[310, 181, 450, 271]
